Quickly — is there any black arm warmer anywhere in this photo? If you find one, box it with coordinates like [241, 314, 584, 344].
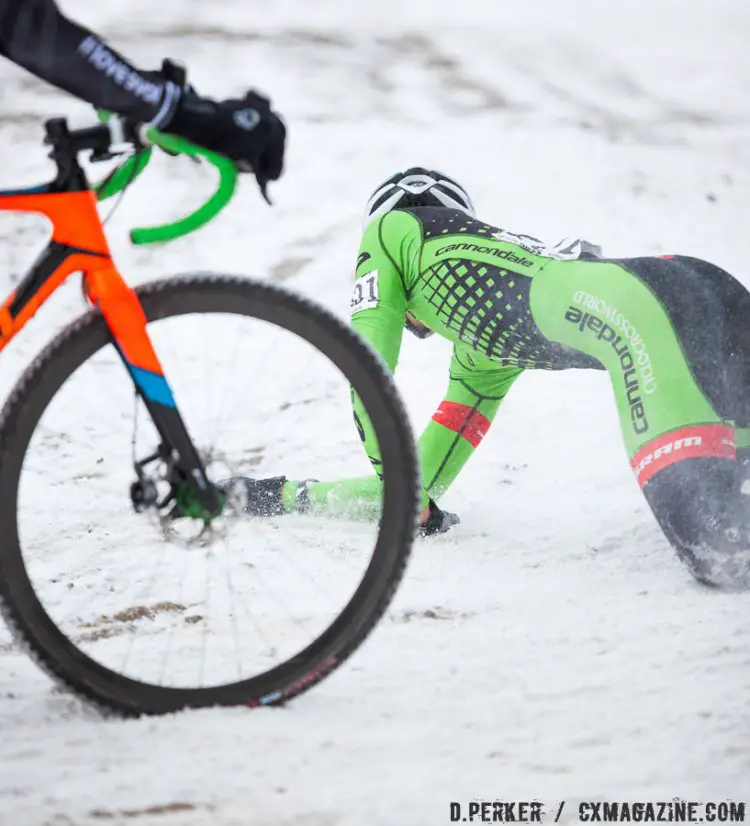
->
[0, 0, 180, 125]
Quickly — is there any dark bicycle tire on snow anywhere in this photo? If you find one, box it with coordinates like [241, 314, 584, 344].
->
[0, 274, 419, 715]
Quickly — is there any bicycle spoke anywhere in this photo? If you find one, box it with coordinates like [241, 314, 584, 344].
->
[0, 277, 416, 712]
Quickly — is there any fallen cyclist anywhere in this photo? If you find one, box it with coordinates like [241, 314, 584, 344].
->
[226, 167, 750, 589]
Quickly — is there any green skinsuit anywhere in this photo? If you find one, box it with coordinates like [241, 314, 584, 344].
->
[280, 206, 750, 585]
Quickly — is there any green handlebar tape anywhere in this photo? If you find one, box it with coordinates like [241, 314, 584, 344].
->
[92, 111, 239, 245]
[94, 149, 152, 201]
[130, 130, 238, 245]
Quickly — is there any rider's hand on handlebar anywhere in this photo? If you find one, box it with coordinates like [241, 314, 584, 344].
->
[167, 88, 286, 195]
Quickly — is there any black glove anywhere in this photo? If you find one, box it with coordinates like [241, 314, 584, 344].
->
[417, 499, 460, 537]
[550, 237, 603, 261]
[579, 239, 603, 260]
[167, 88, 286, 196]
[218, 476, 318, 517]
[220, 476, 287, 516]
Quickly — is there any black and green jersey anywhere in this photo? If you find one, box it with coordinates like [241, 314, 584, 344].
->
[350, 207, 600, 372]
[337, 207, 598, 514]
[284, 205, 750, 530]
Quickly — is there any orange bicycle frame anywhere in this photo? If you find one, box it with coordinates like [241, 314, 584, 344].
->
[0, 188, 172, 401]
[0, 117, 221, 515]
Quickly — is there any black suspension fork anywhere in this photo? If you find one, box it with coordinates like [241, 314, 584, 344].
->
[113, 341, 223, 518]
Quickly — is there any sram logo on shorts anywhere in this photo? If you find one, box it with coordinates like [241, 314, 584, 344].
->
[630, 424, 736, 487]
[351, 271, 379, 314]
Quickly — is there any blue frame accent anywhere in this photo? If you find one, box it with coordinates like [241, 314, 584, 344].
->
[128, 365, 176, 408]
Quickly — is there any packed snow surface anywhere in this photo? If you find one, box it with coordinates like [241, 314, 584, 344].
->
[0, 0, 749, 823]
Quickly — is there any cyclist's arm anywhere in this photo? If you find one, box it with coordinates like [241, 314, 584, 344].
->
[0, 0, 179, 125]
[421, 345, 522, 501]
[279, 215, 412, 520]
[292, 346, 522, 520]
[348, 213, 409, 482]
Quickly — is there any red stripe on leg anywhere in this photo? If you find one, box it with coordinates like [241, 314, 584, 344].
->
[630, 424, 736, 487]
[432, 401, 491, 448]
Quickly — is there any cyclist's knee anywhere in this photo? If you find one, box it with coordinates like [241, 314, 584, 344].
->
[643, 457, 750, 589]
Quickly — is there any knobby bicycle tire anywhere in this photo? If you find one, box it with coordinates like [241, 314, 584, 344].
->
[0, 274, 419, 715]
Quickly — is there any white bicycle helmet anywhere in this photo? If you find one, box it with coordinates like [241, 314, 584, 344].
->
[364, 167, 475, 227]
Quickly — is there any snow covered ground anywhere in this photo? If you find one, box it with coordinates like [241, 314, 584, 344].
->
[0, 0, 749, 823]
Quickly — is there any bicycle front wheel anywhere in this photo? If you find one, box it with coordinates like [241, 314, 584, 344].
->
[0, 274, 419, 715]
